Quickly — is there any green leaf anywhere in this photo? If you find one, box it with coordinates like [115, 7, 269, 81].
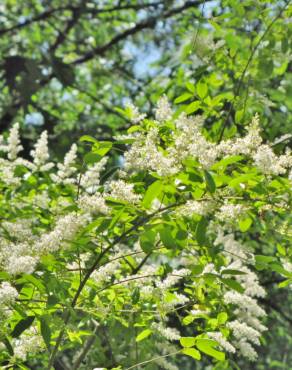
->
[159, 226, 177, 249]
[191, 264, 204, 275]
[182, 315, 195, 325]
[204, 171, 216, 193]
[23, 274, 46, 293]
[276, 244, 286, 257]
[197, 81, 208, 99]
[278, 279, 292, 288]
[180, 337, 197, 348]
[11, 316, 35, 338]
[221, 269, 246, 276]
[0, 271, 11, 281]
[182, 347, 201, 360]
[93, 141, 112, 156]
[186, 101, 201, 114]
[196, 217, 208, 246]
[136, 329, 152, 342]
[235, 110, 244, 124]
[40, 316, 51, 350]
[270, 263, 291, 277]
[238, 217, 253, 232]
[186, 82, 196, 93]
[131, 287, 140, 304]
[2, 337, 13, 356]
[255, 255, 276, 263]
[217, 312, 228, 324]
[196, 338, 225, 361]
[175, 92, 193, 104]
[140, 229, 157, 253]
[84, 152, 103, 164]
[220, 278, 245, 293]
[79, 135, 98, 144]
[143, 181, 163, 208]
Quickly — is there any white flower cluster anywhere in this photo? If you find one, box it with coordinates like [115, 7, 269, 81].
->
[124, 128, 179, 176]
[91, 259, 121, 286]
[155, 95, 173, 122]
[216, 203, 246, 223]
[78, 193, 109, 215]
[0, 100, 288, 365]
[123, 99, 292, 178]
[178, 200, 215, 217]
[35, 212, 89, 254]
[81, 157, 107, 193]
[207, 331, 235, 353]
[152, 322, 180, 341]
[108, 180, 141, 204]
[126, 102, 146, 123]
[51, 143, 78, 184]
[6, 255, 38, 276]
[7, 123, 23, 160]
[214, 230, 254, 262]
[13, 326, 44, 360]
[0, 282, 18, 307]
[253, 145, 292, 175]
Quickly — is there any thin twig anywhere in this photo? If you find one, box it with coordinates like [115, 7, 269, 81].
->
[125, 350, 181, 370]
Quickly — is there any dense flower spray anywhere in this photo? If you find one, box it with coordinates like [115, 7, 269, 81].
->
[0, 98, 291, 368]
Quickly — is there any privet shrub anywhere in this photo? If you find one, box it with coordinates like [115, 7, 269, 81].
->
[0, 98, 291, 369]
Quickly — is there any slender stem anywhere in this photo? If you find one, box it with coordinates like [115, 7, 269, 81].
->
[125, 350, 182, 370]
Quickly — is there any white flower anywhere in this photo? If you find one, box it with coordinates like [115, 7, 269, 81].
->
[34, 212, 89, 254]
[13, 327, 43, 360]
[2, 219, 34, 242]
[91, 259, 120, 285]
[224, 292, 266, 318]
[7, 123, 23, 160]
[51, 143, 78, 183]
[81, 157, 107, 192]
[126, 102, 146, 123]
[207, 332, 235, 353]
[155, 357, 178, 370]
[124, 128, 179, 176]
[218, 114, 262, 156]
[152, 322, 180, 341]
[30, 131, 54, 171]
[108, 180, 141, 204]
[178, 200, 214, 217]
[253, 145, 283, 175]
[155, 95, 173, 122]
[227, 320, 261, 346]
[0, 282, 18, 306]
[156, 269, 190, 290]
[78, 193, 109, 214]
[236, 339, 258, 361]
[6, 255, 38, 275]
[217, 203, 245, 222]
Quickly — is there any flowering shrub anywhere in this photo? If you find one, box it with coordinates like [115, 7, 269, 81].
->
[0, 98, 291, 369]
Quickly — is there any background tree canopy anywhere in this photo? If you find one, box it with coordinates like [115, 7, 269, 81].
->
[1, 0, 291, 153]
[0, 1, 291, 370]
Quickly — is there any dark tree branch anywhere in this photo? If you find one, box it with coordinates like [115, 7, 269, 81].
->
[0, 1, 163, 36]
[50, 2, 86, 52]
[0, 0, 205, 132]
[72, 0, 206, 64]
[0, 6, 74, 35]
